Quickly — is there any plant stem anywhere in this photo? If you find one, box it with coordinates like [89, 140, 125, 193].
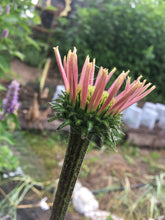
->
[49, 127, 92, 220]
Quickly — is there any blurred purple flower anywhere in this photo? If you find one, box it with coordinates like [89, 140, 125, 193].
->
[1, 28, 9, 39]
[0, 111, 5, 120]
[2, 80, 20, 114]
[0, 5, 2, 15]
[6, 4, 10, 15]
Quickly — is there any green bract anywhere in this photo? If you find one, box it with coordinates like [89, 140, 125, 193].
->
[49, 91, 123, 151]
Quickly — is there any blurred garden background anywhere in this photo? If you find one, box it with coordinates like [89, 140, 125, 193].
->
[0, 0, 165, 219]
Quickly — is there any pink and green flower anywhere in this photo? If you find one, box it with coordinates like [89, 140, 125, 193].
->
[54, 46, 155, 116]
[49, 47, 155, 220]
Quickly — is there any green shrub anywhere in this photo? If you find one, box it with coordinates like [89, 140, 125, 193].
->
[0, 145, 19, 174]
[23, 43, 47, 67]
[53, 0, 165, 103]
[0, 0, 41, 76]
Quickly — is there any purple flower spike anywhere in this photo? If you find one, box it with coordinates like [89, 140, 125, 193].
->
[1, 28, 9, 39]
[6, 4, 10, 15]
[2, 80, 20, 114]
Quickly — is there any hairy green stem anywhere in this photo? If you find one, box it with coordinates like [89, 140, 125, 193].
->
[49, 127, 92, 220]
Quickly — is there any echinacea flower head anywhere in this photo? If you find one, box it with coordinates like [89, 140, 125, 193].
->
[2, 80, 20, 115]
[50, 47, 155, 150]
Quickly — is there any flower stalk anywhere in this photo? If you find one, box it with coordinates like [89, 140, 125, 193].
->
[50, 127, 92, 220]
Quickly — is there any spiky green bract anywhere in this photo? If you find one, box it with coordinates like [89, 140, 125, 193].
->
[49, 91, 123, 151]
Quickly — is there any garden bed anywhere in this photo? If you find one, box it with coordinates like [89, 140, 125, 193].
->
[1, 60, 165, 219]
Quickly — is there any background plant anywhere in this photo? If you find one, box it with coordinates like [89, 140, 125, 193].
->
[0, 0, 41, 77]
[53, 0, 165, 103]
[0, 82, 20, 178]
[0, 110, 19, 178]
[118, 173, 165, 219]
[0, 175, 46, 220]
[0, 115, 19, 181]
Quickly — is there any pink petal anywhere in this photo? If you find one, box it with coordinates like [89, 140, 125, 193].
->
[79, 56, 90, 86]
[119, 85, 156, 113]
[63, 56, 67, 77]
[123, 82, 150, 105]
[54, 47, 69, 91]
[106, 81, 141, 115]
[106, 67, 116, 84]
[72, 52, 78, 103]
[89, 58, 95, 86]
[66, 50, 78, 103]
[88, 68, 108, 111]
[66, 50, 72, 95]
[80, 63, 92, 109]
[94, 67, 103, 87]
[98, 71, 129, 114]
[115, 77, 141, 101]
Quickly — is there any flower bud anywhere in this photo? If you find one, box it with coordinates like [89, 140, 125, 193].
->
[0, 112, 5, 121]
[1, 28, 9, 38]
[6, 4, 10, 15]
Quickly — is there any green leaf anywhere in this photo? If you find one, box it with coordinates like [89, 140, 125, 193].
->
[0, 84, 6, 91]
[11, 51, 25, 61]
[0, 44, 7, 51]
[109, 141, 118, 152]
[87, 121, 93, 132]
[0, 55, 11, 71]
[102, 119, 109, 128]
[0, 136, 14, 145]
[124, 154, 136, 165]
[48, 116, 58, 122]
[76, 119, 82, 126]
[4, 16, 18, 24]
[57, 120, 71, 130]
[26, 36, 40, 50]
[32, 13, 41, 25]
[45, 5, 57, 11]
[9, 113, 21, 129]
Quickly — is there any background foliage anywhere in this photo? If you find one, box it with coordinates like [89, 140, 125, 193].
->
[53, 0, 165, 102]
[0, 0, 40, 77]
[0, 113, 19, 177]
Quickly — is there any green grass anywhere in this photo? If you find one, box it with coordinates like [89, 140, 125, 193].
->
[12, 130, 68, 181]
[150, 151, 161, 160]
